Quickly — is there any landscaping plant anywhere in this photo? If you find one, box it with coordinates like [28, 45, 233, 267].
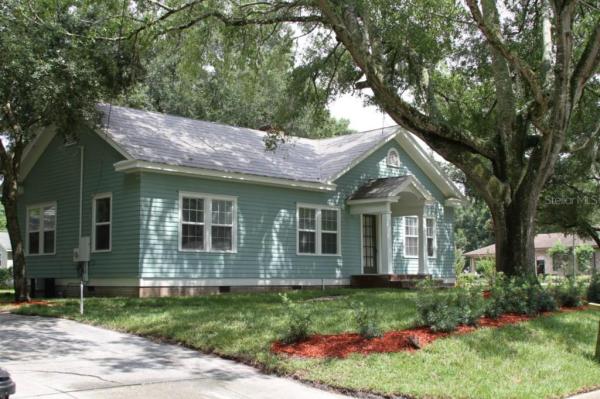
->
[587, 274, 600, 303]
[551, 278, 584, 308]
[454, 286, 485, 326]
[279, 293, 312, 344]
[350, 301, 382, 339]
[0, 267, 12, 288]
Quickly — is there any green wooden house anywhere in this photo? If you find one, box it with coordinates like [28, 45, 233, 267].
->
[18, 105, 463, 297]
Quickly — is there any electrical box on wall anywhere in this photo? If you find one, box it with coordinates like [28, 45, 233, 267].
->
[73, 237, 91, 262]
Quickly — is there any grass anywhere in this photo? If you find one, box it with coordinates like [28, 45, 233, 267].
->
[12, 288, 600, 399]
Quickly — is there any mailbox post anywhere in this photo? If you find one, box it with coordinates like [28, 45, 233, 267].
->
[590, 303, 600, 361]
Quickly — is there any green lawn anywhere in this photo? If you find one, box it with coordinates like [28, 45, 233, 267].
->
[12, 288, 600, 399]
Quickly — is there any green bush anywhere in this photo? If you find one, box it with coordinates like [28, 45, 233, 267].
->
[551, 277, 584, 308]
[486, 276, 557, 316]
[416, 294, 460, 333]
[475, 257, 496, 285]
[0, 267, 12, 288]
[454, 286, 484, 326]
[279, 293, 312, 344]
[350, 301, 382, 339]
[587, 274, 600, 303]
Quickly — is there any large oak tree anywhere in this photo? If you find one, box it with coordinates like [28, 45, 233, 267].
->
[131, 0, 599, 276]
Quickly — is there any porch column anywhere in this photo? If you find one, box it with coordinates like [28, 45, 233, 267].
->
[380, 210, 394, 274]
[418, 209, 428, 274]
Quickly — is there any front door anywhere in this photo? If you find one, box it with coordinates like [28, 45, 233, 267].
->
[362, 214, 378, 274]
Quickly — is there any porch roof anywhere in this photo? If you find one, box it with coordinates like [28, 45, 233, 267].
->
[347, 176, 433, 203]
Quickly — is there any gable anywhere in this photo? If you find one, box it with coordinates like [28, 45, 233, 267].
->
[333, 132, 461, 202]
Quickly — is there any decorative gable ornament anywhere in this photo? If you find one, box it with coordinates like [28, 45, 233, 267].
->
[387, 148, 400, 168]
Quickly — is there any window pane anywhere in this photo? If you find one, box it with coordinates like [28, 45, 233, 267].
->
[182, 223, 204, 250]
[322, 232, 338, 254]
[28, 208, 40, 231]
[182, 197, 204, 223]
[212, 200, 233, 225]
[43, 231, 55, 254]
[427, 238, 435, 257]
[406, 237, 418, 256]
[299, 231, 316, 253]
[426, 218, 434, 237]
[95, 197, 111, 223]
[29, 232, 40, 254]
[321, 209, 338, 231]
[405, 217, 418, 237]
[43, 206, 56, 230]
[298, 208, 316, 230]
[95, 224, 110, 250]
[211, 226, 232, 251]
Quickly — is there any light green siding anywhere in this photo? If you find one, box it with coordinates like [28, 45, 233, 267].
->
[20, 131, 454, 284]
[19, 129, 140, 280]
[138, 139, 455, 280]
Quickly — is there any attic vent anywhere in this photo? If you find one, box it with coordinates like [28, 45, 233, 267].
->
[387, 148, 400, 168]
[64, 134, 78, 147]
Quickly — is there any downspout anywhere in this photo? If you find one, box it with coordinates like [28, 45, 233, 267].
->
[79, 146, 84, 240]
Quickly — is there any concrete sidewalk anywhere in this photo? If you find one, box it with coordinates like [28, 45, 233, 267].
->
[0, 313, 351, 399]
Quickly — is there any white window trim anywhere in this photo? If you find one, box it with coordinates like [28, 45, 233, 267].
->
[178, 191, 238, 253]
[426, 217, 437, 259]
[26, 202, 57, 256]
[92, 193, 112, 253]
[296, 203, 342, 256]
[386, 148, 401, 168]
[403, 216, 419, 258]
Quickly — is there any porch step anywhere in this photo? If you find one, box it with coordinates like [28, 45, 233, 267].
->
[350, 274, 439, 289]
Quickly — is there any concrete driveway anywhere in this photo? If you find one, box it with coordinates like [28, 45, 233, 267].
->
[0, 313, 351, 399]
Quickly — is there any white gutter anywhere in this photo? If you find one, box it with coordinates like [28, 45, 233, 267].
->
[113, 160, 337, 192]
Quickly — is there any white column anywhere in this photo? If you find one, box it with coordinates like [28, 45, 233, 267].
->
[418, 209, 428, 275]
[380, 211, 394, 274]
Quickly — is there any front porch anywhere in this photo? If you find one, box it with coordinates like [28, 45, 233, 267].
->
[346, 176, 459, 284]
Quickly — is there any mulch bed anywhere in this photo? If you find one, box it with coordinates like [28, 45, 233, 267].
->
[272, 307, 586, 359]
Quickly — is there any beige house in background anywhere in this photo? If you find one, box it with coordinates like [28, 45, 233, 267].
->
[464, 233, 600, 275]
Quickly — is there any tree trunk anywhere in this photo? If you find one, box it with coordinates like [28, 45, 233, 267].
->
[2, 172, 29, 302]
[490, 190, 539, 277]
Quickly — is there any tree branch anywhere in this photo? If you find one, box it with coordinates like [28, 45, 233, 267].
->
[571, 21, 600, 107]
[465, 0, 548, 114]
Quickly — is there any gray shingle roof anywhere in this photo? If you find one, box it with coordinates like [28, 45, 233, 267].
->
[98, 104, 398, 184]
[347, 177, 410, 200]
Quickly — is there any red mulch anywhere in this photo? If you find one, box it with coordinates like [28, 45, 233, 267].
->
[272, 308, 587, 359]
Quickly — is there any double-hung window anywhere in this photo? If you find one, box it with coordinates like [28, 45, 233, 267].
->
[179, 193, 237, 252]
[404, 216, 418, 257]
[27, 203, 56, 255]
[93, 193, 112, 252]
[426, 217, 436, 257]
[297, 204, 340, 255]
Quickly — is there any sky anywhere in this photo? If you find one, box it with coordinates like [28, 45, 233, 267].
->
[328, 93, 395, 132]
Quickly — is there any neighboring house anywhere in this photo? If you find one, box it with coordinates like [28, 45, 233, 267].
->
[18, 105, 463, 297]
[0, 232, 12, 269]
[464, 233, 600, 275]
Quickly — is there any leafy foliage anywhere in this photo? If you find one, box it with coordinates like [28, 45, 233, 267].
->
[575, 244, 594, 274]
[0, 267, 12, 288]
[279, 293, 311, 344]
[587, 274, 600, 303]
[550, 278, 584, 308]
[350, 301, 382, 339]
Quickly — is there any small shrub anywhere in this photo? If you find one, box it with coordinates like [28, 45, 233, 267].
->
[587, 274, 600, 303]
[350, 301, 382, 339]
[475, 257, 496, 286]
[454, 286, 484, 326]
[492, 276, 557, 316]
[0, 267, 11, 288]
[456, 273, 484, 289]
[415, 287, 460, 333]
[279, 293, 312, 344]
[552, 278, 584, 308]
